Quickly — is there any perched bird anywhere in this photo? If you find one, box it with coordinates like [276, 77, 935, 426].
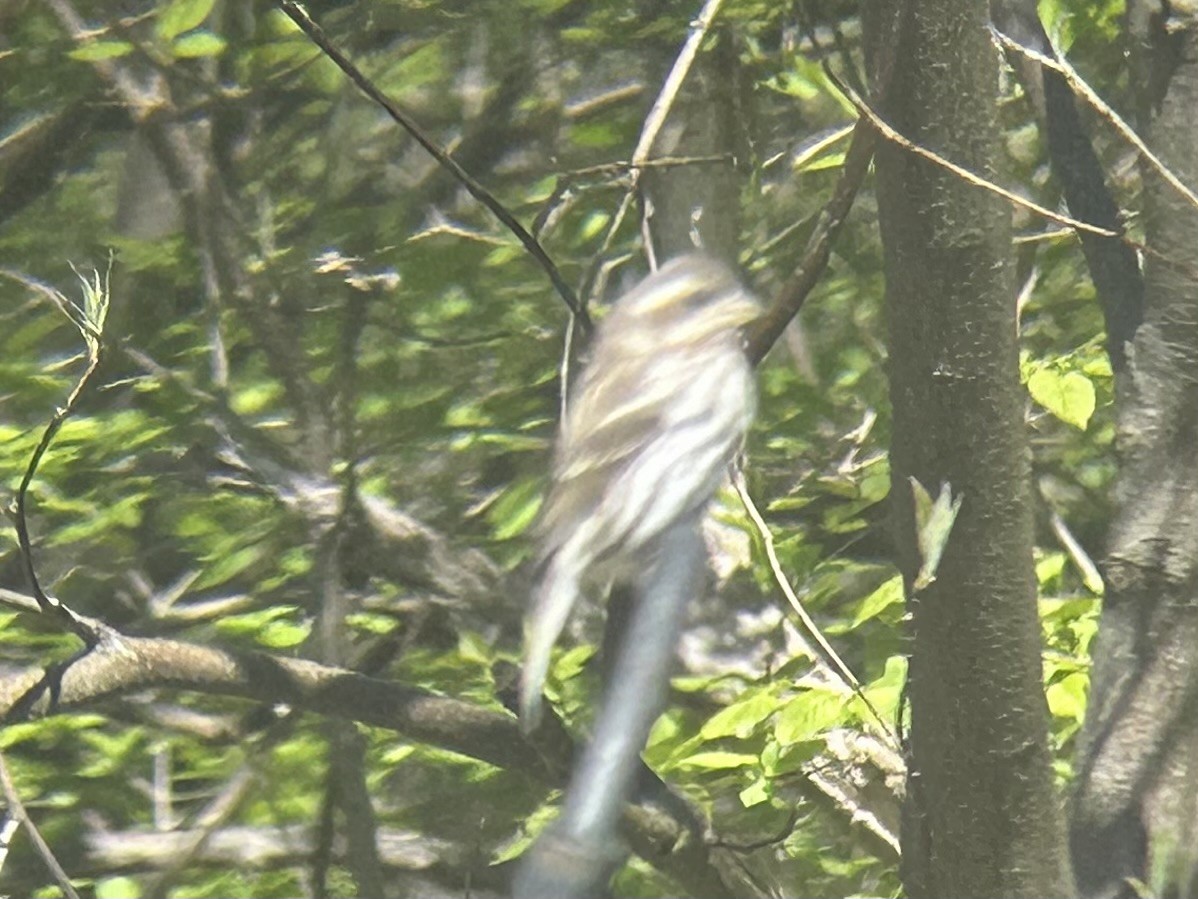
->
[520, 254, 760, 730]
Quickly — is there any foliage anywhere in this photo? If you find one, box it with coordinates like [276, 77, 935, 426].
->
[0, 0, 1126, 896]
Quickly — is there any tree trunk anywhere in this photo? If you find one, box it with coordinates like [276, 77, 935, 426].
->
[864, 1, 1074, 895]
[641, 33, 744, 266]
[1071, 7, 1198, 899]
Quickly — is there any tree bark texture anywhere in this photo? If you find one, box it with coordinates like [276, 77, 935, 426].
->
[864, 1, 1074, 896]
[1071, 7, 1198, 899]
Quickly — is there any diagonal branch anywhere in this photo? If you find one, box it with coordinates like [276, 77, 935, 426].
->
[732, 468, 899, 748]
[829, 68, 1119, 239]
[991, 27, 1198, 214]
[275, 0, 588, 331]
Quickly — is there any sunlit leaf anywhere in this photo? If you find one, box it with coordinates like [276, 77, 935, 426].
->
[674, 750, 758, 771]
[701, 687, 779, 740]
[488, 477, 543, 541]
[852, 575, 903, 626]
[96, 877, 142, 899]
[1047, 672, 1088, 723]
[69, 40, 134, 61]
[157, 0, 217, 40]
[774, 688, 850, 745]
[1028, 368, 1096, 430]
[171, 31, 228, 58]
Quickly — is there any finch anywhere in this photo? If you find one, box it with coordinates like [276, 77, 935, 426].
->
[521, 254, 760, 730]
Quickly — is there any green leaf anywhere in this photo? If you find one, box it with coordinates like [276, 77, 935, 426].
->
[578, 211, 610, 242]
[69, 40, 134, 61]
[194, 545, 264, 591]
[157, 0, 217, 40]
[216, 604, 301, 639]
[1046, 672, 1088, 723]
[674, 750, 758, 771]
[701, 687, 779, 740]
[852, 575, 903, 626]
[765, 739, 822, 775]
[863, 655, 908, 721]
[171, 31, 228, 59]
[488, 477, 544, 541]
[231, 380, 284, 416]
[910, 478, 964, 590]
[97, 877, 142, 899]
[774, 689, 849, 744]
[1028, 368, 1096, 430]
[258, 617, 312, 649]
[1036, 551, 1067, 589]
[738, 775, 772, 807]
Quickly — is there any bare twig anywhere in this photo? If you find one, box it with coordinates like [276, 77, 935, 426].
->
[0, 751, 82, 899]
[991, 27, 1198, 215]
[826, 68, 1119, 240]
[84, 823, 461, 873]
[585, 0, 729, 282]
[143, 766, 258, 899]
[275, 1, 589, 331]
[533, 155, 731, 241]
[732, 467, 899, 748]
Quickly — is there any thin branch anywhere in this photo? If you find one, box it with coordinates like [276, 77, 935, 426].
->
[566, 0, 727, 420]
[826, 68, 1120, 239]
[565, 154, 734, 181]
[82, 823, 472, 881]
[143, 766, 258, 899]
[314, 284, 386, 897]
[0, 618, 736, 896]
[532, 155, 732, 244]
[731, 467, 899, 748]
[991, 27, 1198, 215]
[585, 0, 728, 281]
[0, 268, 111, 645]
[275, 0, 589, 331]
[0, 751, 82, 899]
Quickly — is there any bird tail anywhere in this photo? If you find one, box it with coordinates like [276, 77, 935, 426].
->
[520, 551, 581, 733]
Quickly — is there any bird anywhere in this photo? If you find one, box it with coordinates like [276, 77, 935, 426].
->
[520, 253, 760, 731]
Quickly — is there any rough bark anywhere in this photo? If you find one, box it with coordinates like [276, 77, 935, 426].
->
[1071, 7, 1198, 899]
[864, 1, 1074, 895]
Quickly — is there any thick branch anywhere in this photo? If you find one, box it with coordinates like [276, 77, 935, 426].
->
[0, 618, 741, 895]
